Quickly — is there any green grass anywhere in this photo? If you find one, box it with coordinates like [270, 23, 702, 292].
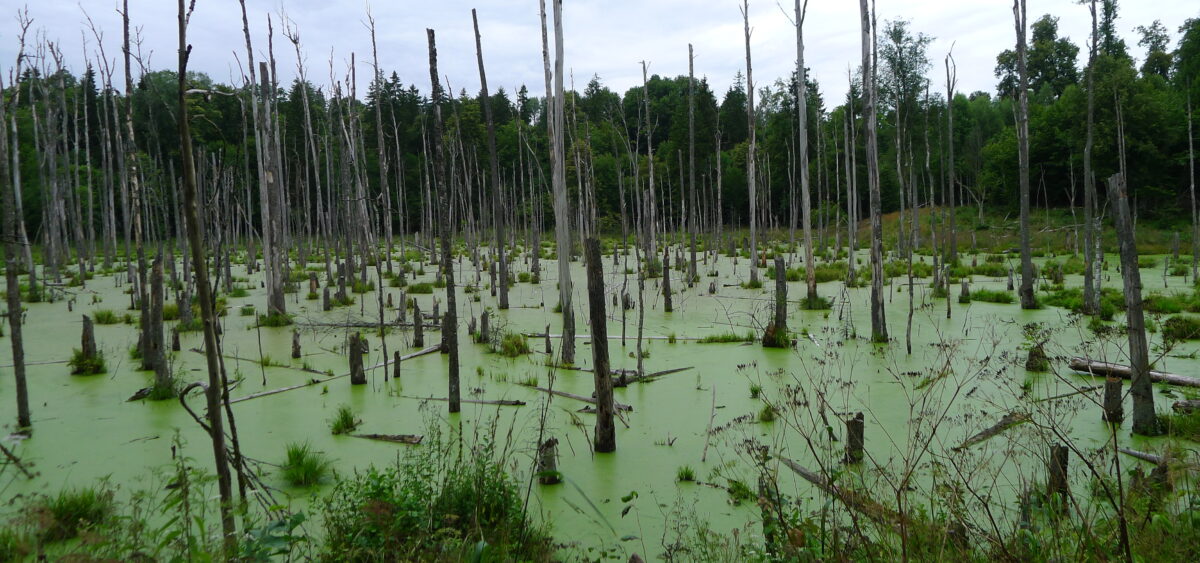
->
[1158, 411, 1200, 441]
[741, 278, 763, 289]
[34, 487, 114, 542]
[749, 383, 762, 399]
[495, 332, 531, 357]
[68, 349, 106, 375]
[408, 282, 434, 294]
[93, 309, 118, 325]
[281, 442, 332, 487]
[257, 312, 294, 327]
[239, 304, 256, 316]
[162, 303, 180, 321]
[351, 280, 375, 294]
[699, 330, 756, 344]
[758, 404, 777, 423]
[228, 287, 250, 298]
[967, 289, 1015, 304]
[676, 465, 696, 482]
[1163, 315, 1200, 341]
[329, 405, 360, 435]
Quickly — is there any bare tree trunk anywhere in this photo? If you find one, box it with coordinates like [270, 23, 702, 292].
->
[945, 51, 958, 264]
[0, 35, 30, 430]
[1014, 0, 1036, 309]
[177, 0, 236, 551]
[1107, 173, 1158, 436]
[860, 0, 887, 342]
[541, 0, 575, 364]
[472, 10, 509, 311]
[688, 45, 698, 287]
[585, 238, 615, 452]
[743, 0, 759, 285]
[1188, 92, 1197, 282]
[427, 29, 460, 413]
[795, 0, 817, 305]
[1083, 0, 1100, 314]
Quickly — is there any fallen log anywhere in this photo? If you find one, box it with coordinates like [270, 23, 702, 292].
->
[521, 385, 633, 411]
[189, 348, 323, 375]
[230, 346, 440, 404]
[1118, 447, 1165, 465]
[1069, 357, 1200, 387]
[402, 396, 526, 406]
[952, 412, 1030, 451]
[352, 433, 423, 445]
[0, 442, 34, 479]
[1035, 385, 1103, 403]
[778, 456, 906, 530]
[1172, 399, 1200, 413]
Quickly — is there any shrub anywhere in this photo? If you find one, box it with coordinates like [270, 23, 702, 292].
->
[257, 312, 294, 328]
[970, 289, 1014, 304]
[496, 332, 531, 357]
[228, 287, 250, 298]
[741, 278, 763, 289]
[93, 310, 118, 325]
[1138, 256, 1159, 269]
[68, 349, 106, 375]
[758, 404, 776, 423]
[162, 303, 180, 321]
[1162, 315, 1200, 342]
[240, 304, 256, 316]
[408, 282, 434, 294]
[34, 487, 114, 542]
[281, 442, 331, 487]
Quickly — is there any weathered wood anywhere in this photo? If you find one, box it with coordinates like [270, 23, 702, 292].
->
[537, 437, 561, 485]
[952, 411, 1030, 451]
[1048, 444, 1069, 500]
[402, 395, 525, 406]
[349, 332, 366, 385]
[844, 412, 864, 463]
[1172, 399, 1200, 413]
[1104, 376, 1125, 422]
[291, 330, 301, 359]
[586, 238, 616, 453]
[1118, 447, 1166, 465]
[229, 346, 440, 404]
[0, 441, 35, 479]
[1069, 357, 1200, 387]
[352, 433, 422, 445]
[521, 384, 633, 412]
[1108, 172, 1157, 435]
[779, 455, 905, 530]
[412, 301, 424, 347]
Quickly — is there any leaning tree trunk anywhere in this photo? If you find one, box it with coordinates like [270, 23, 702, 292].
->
[0, 65, 29, 431]
[472, 9, 509, 311]
[1083, 0, 1101, 314]
[1014, 0, 1036, 309]
[860, 0, 887, 342]
[585, 238, 615, 452]
[177, 0, 236, 551]
[427, 29, 460, 413]
[1108, 173, 1158, 436]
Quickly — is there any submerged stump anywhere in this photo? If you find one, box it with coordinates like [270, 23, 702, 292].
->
[349, 332, 366, 385]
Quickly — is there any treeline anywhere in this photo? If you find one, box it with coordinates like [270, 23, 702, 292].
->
[3, 2, 1199, 261]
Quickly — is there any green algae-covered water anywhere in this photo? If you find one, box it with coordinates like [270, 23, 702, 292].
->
[3, 245, 1197, 558]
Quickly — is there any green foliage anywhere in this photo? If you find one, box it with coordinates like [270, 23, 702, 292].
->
[676, 466, 696, 482]
[968, 289, 1015, 304]
[330, 405, 360, 435]
[257, 312, 294, 328]
[68, 348, 106, 375]
[228, 287, 250, 298]
[1162, 315, 1200, 341]
[351, 280, 375, 294]
[699, 331, 756, 344]
[1138, 256, 1160, 269]
[34, 487, 115, 542]
[408, 282, 434, 294]
[749, 383, 762, 399]
[93, 309, 118, 325]
[741, 278, 763, 289]
[281, 442, 332, 487]
[162, 303, 180, 321]
[240, 304, 256, 316]
[758, 404, 777, 423]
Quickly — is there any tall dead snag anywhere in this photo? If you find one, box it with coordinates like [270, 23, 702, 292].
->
[0, 25, 30, 430]
[860, 0, 887, 342]
[540, 0, 575, 364]
[1013, 0, 1036, 309]
[742, 0, 759, 286]
[662, 248, 673, 312]
[147, 256, 172, 392]
[427, 29, 460, 413]
[1108, 173, 1159, 435]
[177, 0, 236, 550]
[472, 9, 509, 311]
[794, 0, 818, 306]
[687, 45, 698, 287]
[763, 256, 789, 348]
[585, 238, 615, 452]
[1083, 0, 1101, 313]
[121, 0, 151, 363]
[945, 51, 958, 267]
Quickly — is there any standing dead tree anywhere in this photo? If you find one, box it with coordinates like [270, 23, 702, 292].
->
[540, 0, 575, 364]
[427, 29, 460, 413]
[585, 238, 615, 452]
[1013, 0, 1036, 309]
[1, 14, 31, 432]
[742, 0, 760, 286]
[860, 0, 887, 342]
[472, 9, 509, 311]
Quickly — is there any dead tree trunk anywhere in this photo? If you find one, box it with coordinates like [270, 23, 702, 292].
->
[860, 0, 887, 342]
[1014, 0, 1036, 309]
[472, 9, 509, 311]
[764, 257, 789, 348]
[662, 247, 673, 313]
[794, 0, 817, 305]
[349, 332, 366, 385]
[585, 238, 616, 453]
[1103, 376, 1124, 423]
[742, 0, 759, 286]
[1083, 0, 1101, 314]
[1108, 173, 1158, 435]
[0, 42, 30, 430]
[427, 29, 460, 413]
[540, 0, 575, 365]
[844, 412, 865, 464]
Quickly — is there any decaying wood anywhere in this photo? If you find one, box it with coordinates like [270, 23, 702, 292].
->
[0, 441, 34, 479]
[521, 384, 633, 411]
[952, 411, 1030, 451]
[402, 396, 526, 406]
[1118, 447, 1165, 465]
[1172, 399, 1200, 413]
[1069, 357, 1200, 387]
[779, 455, 906, 530]
[352, 433, 422, 445]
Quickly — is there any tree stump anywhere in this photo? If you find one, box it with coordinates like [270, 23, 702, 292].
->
[349, 333, 366, 385]
[309, 272, 319, 295]
[536, 437, 561, 485]
[480, 310, 490, 344]
[1007, 266, 1015, 291]
[171, 328, 180, 352]
[762, 257, 788, 348]
[1103, 376, 1124, 423]
[1047, 444, 1069, 503]
[844, 412, 864, 464]
[292, 330, 302, 359]
[392, 351, 401, 381]
[322, 287, 331, 312]
[662, 248, 673, 313]
[413, 301, 424, 347]
[1025, 343, 1050, 372]
[81, 314, 97, 361]
[544, 324, 553, 355]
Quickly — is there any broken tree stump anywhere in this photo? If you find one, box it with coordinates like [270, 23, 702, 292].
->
[80, 314, 97, 360]
[292, 330, 302, 359]
[480, 309, 490, 344]
[413, 301, 424, 347]
[1047, 444, 1069, 502]
[349, 332, 366, 385]
[1104, 376, 1124, 423]
[844, 412, 864, 464]
[322, 287, 331, 312]
[1025, 343, 1050, 372]
[537, 437, 561, 485]
[393, 351, 401, 381]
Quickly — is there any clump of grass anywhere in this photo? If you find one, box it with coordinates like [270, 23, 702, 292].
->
[1138, 256, 1160, 269]
[281, 442, 332, 487]
[758, 404, 777, 423]
[34, 487, 114, 542]
[676, 465, 696, 482]
[351, 280, 375, 294]
[257, 312, 294, 327]
[92, 309, 118, 325]
[749, 383, 762, 399]
[698, 330, 755, 344]
[1163, 315, 1200, 342]
[162, 303, 180, 321]
[517, 271, 532, 283]
[329, 405, 360, 435]
[68, 349, 106, 375]
[801, 295, 832, 310]
[306, 291, 319, 300]
[1158, 411, 1200, 441]
[408, 282, 434, 294]
[239, 304, 255, 316]
[495, 332, 531, 357]
[968, 289, 1015, 304]
[741, 278, 763, 289]
[228, 287, 250, 298]
[667, 332, 677, 344]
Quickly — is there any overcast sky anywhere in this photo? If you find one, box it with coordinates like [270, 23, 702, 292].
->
[1, 1, 1196, 106]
